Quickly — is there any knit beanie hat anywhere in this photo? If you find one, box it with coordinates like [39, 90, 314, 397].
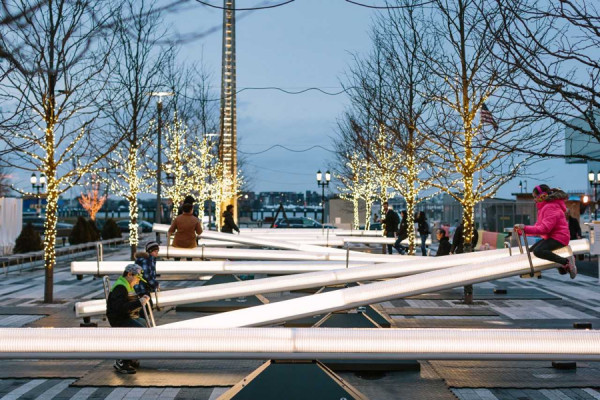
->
[124, 264, 142, 275]
[145, 241, 159, 253]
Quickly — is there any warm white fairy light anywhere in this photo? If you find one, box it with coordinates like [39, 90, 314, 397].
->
[338, 152, 370, 230]
[104, 122, 156, 248]
[208, 160, 243, 231]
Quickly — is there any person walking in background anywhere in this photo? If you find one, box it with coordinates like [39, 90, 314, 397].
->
[416, 211, 430, 256]
[566, 209, 582, 240]
[393, 210, 408, 255]
[221, 204, 240, 234]
[435, 228, 451, 256]
[134, 241, 160, 306]
[451, 221, 479, 254]
[168, 203, 202, 248]
[107, 264, 150, 374]
[514, 184, 576, 279]
[381, 202, 399, 254]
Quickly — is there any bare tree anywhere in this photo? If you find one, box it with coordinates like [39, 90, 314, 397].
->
[336, 0, 437, 253]
[0, 0, 119, 303]
[101, 0, 173, 259]
[490, 0, 600, 159]
[421, 0, 538, 246]
[0, 166, 10, 197]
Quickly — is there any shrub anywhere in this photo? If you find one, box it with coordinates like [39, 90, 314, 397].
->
[69, 216, 92, 244]
[87, 219, 100, 241]
[13, 223, 43, 253]
[102, 218, 122, 240]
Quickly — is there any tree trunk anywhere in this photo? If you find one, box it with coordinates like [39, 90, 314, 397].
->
[129, 195, 138, 261]
[353, 197, 359, 230]
[364, 201, 372, 230]
[462, 189, 476, 304]
[405, 198, 416, 256]
[43, 180, 59, 303]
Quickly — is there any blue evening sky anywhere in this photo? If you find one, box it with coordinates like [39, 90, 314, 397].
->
[168, 0, 589, 199]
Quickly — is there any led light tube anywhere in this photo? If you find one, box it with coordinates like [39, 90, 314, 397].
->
[200, 230, 348, 253]
[74, 243, 533, 317]
[160, 245, 407, 262]
[1, 328, 598, 361]
[160, 241, 589, 329]
[71, 260, 371, 276]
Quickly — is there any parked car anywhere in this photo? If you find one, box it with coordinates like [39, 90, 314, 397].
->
[273, 217, 335, 229]
[22, 218, 73, 237]
[116, 220, 153, 233]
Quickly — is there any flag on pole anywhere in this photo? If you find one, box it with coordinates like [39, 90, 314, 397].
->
[480, 103, 498, 131]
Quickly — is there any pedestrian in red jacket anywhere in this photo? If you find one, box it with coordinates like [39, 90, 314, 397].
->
[514, 184, 576, 279]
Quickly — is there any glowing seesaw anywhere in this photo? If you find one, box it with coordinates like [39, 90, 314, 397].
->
[159, 245, 405, 262]
[159, 240, 589, 328]
[70, 259, 374, 276]
[154, 224, 349, 253]
[74, 242, 531, 318]
[1, 327, 599, 361]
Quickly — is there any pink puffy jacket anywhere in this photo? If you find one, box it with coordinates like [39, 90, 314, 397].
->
[523, 189, 570, 246]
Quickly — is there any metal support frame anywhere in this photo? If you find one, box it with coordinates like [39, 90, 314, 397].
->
[95, 242, 103, 277]
[220, 360, 367, 400]
[516, 230, 539, 278]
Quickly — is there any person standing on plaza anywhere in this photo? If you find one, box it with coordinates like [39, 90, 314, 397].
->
[416, 211, 430, 256]
[566, 209, 582, 240]
[514, 184, 576, 278]
[168, 203, 202, 248]
[107, 264, 150, 374]
[451, 221, 479, 254]
[393, 210, 409, 255]
[435, 228, 451, 256]
[381, 202, 400, 254]
[221, 204, 240, 234]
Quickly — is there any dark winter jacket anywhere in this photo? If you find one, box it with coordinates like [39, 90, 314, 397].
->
[451, 224, 479, 254]
[382, 209, 399, 237]
[134, 251, 159, 295]
[221, 210, 239, 234]
[397, 213, 408, 241]
[436, 237, 451, 257]
[568, 216, 582, 240]
[107, 276, 143, 327]
[524, 189, 570, 245]
[416, 215, 430, 236]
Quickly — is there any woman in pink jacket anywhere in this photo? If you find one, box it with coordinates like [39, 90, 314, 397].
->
[514, 184, 577, 279]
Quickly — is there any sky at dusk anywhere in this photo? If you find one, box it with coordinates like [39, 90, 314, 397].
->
[167, 0, 589, 199]
[6, 0, 591, 200]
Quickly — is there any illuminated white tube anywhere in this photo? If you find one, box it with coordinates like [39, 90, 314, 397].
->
[1, 328, 599, 361]
[160, 245, 407, 262]
[71, 260, 371, 276]
[74, 243, 528, 317]
[336, 230, 383, 237]
[200, 230, 348, 254]
[161, 241, 589, 329]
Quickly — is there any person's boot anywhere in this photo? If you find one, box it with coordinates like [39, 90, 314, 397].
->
[114, 360, 136, 374]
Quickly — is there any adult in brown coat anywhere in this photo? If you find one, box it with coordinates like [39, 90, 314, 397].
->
[168, 203, 202, 248]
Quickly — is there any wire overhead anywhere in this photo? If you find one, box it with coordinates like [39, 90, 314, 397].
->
[239, 144, 335, 155]
[194, 0, 295, 11]
[344, 0, 435, 9]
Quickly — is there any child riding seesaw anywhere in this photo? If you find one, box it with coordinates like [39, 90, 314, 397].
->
[514, 184, 577, 279]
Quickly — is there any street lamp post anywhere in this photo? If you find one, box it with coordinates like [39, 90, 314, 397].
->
[30, 173, 46, 216]
[588, 170, 600, 220]
[316, 170, 330, 225]
[149, 92, 174, 242]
